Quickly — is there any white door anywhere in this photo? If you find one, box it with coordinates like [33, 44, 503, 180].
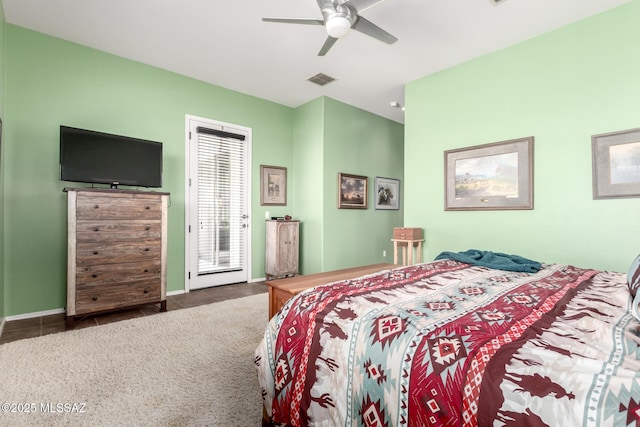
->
[185, 115, 251, 290]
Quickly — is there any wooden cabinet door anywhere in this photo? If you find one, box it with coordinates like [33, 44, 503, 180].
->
[277, 222, 298, 274]
[265, 220, 299, 278]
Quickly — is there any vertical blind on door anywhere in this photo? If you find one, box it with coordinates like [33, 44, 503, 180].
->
[196, 128, 246, 275]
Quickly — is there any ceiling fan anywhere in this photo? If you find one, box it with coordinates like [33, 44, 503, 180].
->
[262, 0, 398, 56]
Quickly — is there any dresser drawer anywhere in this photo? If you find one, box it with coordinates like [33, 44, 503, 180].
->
[126, 281, 162, 304]
[75, 280, 161, 315]
[76, 240, 161, 266]
[77, 194, 162, 220]
[75, 287, 124, 314]
[76, 260, 161, 287]
[76, 219, 162, 242]
[393, 227, 423, 240]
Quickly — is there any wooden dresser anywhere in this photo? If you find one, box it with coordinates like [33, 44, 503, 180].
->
[65, 188, 169, 327]
[265, 220, 299, 280]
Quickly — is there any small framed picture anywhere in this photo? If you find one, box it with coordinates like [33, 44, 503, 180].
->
[260, 165, 287, 206]
[338, 172, 368, 209]
[375, 177, 400, 210]
[592, 128, 640, 199]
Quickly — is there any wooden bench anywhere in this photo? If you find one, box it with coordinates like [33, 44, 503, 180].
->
[264, 263, 395, 318]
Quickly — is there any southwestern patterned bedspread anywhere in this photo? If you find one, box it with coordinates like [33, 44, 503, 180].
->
[255, 260, 640, 426]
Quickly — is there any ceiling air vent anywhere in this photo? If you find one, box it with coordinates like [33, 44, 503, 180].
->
[307, 73, 336, 86]
[488, 0, 509, 5]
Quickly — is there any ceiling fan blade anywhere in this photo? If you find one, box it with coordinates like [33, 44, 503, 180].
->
[343, 0, 387, 13]
[318, 36, 339, 56]
[352, 16, 397, 44]
[262, 17, 324, 26]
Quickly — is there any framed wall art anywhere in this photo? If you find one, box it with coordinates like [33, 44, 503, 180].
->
[444, 136, 534, 211]
[375, 176, 400, 210]
[592, 128, 640, 199]
[260, 165, 287, 206]
[338, 172, 368, 209]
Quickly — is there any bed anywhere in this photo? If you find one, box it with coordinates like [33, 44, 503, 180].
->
[255, 252, 640, 426]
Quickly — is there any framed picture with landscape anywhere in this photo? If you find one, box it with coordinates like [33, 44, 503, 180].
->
[444, 136, 534, 211]
[260, 165, 287, 206]
[338, 172, 368, 209]
[375, 176, 400, 210]
[592, 128, 640, 199]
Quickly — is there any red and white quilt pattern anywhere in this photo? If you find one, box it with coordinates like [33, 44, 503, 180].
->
[255, 261, 640, 426]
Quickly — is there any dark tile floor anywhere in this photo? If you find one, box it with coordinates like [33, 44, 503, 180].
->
[0, 281, 268, 345]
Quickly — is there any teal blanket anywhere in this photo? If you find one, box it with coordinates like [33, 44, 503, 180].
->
[434, 249, 542, 273]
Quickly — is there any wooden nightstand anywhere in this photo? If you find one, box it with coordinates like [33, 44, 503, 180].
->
[392, 227, 424, 266]
[391, 239, 424, 265]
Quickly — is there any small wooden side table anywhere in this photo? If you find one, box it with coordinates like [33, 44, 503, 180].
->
[391, 239, 424, 266]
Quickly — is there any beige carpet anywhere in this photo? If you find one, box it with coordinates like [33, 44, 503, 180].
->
[0, 293, 269, 427]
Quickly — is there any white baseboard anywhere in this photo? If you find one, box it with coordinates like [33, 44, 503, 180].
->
[181, 279, 265, 294]
[6, 308, 66, 322]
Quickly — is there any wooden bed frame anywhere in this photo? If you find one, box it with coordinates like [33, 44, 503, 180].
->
[262, 263, 395, 425]
[264, 263, 395, 318]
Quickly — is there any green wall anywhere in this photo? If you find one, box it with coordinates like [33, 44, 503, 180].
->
[322, 97, 404, 271]
[4, 25, 294, 316]
[0, 2, 6, 320]
[2, 25, 403, 317]
[292, 98, 325, 274]
[292, 97, 405, 274]
[404, 1, 640, 273]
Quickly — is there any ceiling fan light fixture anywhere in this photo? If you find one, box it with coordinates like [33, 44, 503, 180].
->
[325, 16, 351, 38]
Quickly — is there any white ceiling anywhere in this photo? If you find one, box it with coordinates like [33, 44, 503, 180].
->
[3, 0, 631, 124]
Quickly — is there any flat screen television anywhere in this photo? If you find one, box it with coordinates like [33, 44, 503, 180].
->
[60, 126, 163, 188]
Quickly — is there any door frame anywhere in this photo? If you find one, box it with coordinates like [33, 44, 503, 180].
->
[184, 114, 252, 293]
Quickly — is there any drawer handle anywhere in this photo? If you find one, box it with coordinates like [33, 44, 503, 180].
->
[93, 205, 99, 209]
[145, 206, 151, 210]
[143, 289, 149, 294]
[93, 227, 99, 232]
[144, 248, 150, 252]
[92, 296, 98, 301]
[92, 274, 98, 278]
[93, 251, 99, 255]
[145, 226, 150, 231]
[144, 269, 149, 273]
